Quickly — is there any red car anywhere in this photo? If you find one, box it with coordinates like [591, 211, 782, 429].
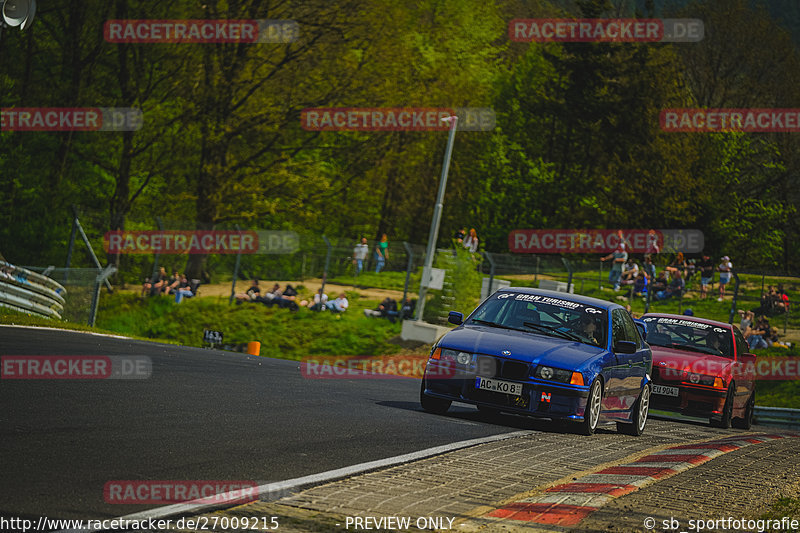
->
[641, 313, 756, 429]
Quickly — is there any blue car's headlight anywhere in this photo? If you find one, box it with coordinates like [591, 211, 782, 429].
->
[532, 365, 584, 385]
[432, 348, 472, 365]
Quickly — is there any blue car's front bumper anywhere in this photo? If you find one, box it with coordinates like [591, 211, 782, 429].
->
[423, 360, 591, 420]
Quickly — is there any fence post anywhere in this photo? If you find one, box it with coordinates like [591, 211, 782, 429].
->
[89, 265, 117, 327]
[64, 208, 79, 285]
[402, 242, 414, 304]
[73, 214, 113, 292]
[599, 258, 603, 290]
[228, 224, 243, 305]
[645, 279, 652, 313]
[320, 235, 332, 309]
[485, 251, 496, 297]
[150, 216, 164, 285]
[561, 257, 573, 293]
[728, 271, 741, 324]
[535, 256, 540, 283]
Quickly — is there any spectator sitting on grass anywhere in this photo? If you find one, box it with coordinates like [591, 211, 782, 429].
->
[326, 292, 349, 313]
[235, 279, 261, 304]
[776, 284, 790, 313]
[164, 270, 181, 295]
[142, 267, 168, 297]
[174, 274, 195, 304]
[651, 270, 670, 293]
[655, 270, 684, 301]
[364, 297, 399, 322]
[746, 315, 770, 350]
[399, 298, 416, 320]
[620, 258, 639, 285]
[642, 254, 656, 282]
[632, 272, 648, 296]
[301, 288, 328, 311]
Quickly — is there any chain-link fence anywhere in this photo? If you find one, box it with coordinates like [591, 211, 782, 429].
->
[22, 266, 115, 326]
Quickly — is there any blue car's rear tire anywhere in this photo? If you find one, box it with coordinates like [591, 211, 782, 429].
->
[420, 378, 451, 414]
[617, 384, 651, 436]
[579, 379, 602, 435]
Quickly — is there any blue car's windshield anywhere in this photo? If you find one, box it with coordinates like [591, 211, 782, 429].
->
[468, 293, 608, 348]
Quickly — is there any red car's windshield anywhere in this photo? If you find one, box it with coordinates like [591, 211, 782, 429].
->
[643, 317, 733, 358]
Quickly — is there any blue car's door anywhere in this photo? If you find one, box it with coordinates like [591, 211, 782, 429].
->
[617, 309, 649, 414]
[602, 309, 628, 417]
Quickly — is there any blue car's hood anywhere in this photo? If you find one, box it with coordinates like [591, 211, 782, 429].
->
[440, 325, 604, 369]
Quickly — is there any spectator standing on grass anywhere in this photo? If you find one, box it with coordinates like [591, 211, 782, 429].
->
[698, 253, 714, 300]
[326, 292, 349, 313]
[601, 243, 628, 291]
[717, 256, 732, 301]
[463, 228, 479, 253]
[353, 237, 369, 275]
[375, 234, 389, 273]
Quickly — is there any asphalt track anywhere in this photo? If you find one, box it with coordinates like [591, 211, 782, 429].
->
[0, 326, 523, 522]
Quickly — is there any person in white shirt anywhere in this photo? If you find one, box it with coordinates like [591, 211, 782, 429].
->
[718, 256, 733, 301]
[352, 237, 369, 274]
[326, 292, 349, 313]
[463, 228, 479, 253]
[301, 288, 328, 310]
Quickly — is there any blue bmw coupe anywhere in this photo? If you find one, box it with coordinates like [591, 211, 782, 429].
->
[420, 288, 653, 435]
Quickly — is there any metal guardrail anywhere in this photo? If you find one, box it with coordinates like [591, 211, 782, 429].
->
[0, 261, 67, 319]
[754, 406, 800, 430]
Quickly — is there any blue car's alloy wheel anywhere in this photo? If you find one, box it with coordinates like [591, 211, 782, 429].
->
[618, 384, 650, 436]
[580, 379, 602, 435]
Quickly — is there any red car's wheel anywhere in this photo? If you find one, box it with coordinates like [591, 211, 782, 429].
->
[711, 384, 734, 429]
[732, 392, 755, 429]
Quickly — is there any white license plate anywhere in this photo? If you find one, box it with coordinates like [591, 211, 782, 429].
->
[475, 377, 523, 396]
[652, 384, 679, 397]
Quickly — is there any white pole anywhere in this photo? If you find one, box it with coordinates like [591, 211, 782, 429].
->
[416, 116, 458, 321]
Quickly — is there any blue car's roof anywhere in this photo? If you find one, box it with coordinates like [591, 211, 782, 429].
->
[493, 287, 621, 310]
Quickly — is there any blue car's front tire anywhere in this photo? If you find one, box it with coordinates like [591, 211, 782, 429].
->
[420, 378, 451, 414]
[579, 379, 603, 435]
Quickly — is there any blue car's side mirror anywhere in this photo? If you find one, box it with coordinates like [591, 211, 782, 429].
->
[614, 340, 637, 354]
[448, 311, 463, 325]
[633, 319, 648, 341]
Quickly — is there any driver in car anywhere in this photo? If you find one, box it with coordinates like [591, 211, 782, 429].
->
[579, 313, 600, 346]
[705, 330, 723, 354]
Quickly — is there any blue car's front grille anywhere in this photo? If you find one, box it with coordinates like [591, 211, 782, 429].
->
[502, 361, 529, 380]
[475, 355, 529, 381]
